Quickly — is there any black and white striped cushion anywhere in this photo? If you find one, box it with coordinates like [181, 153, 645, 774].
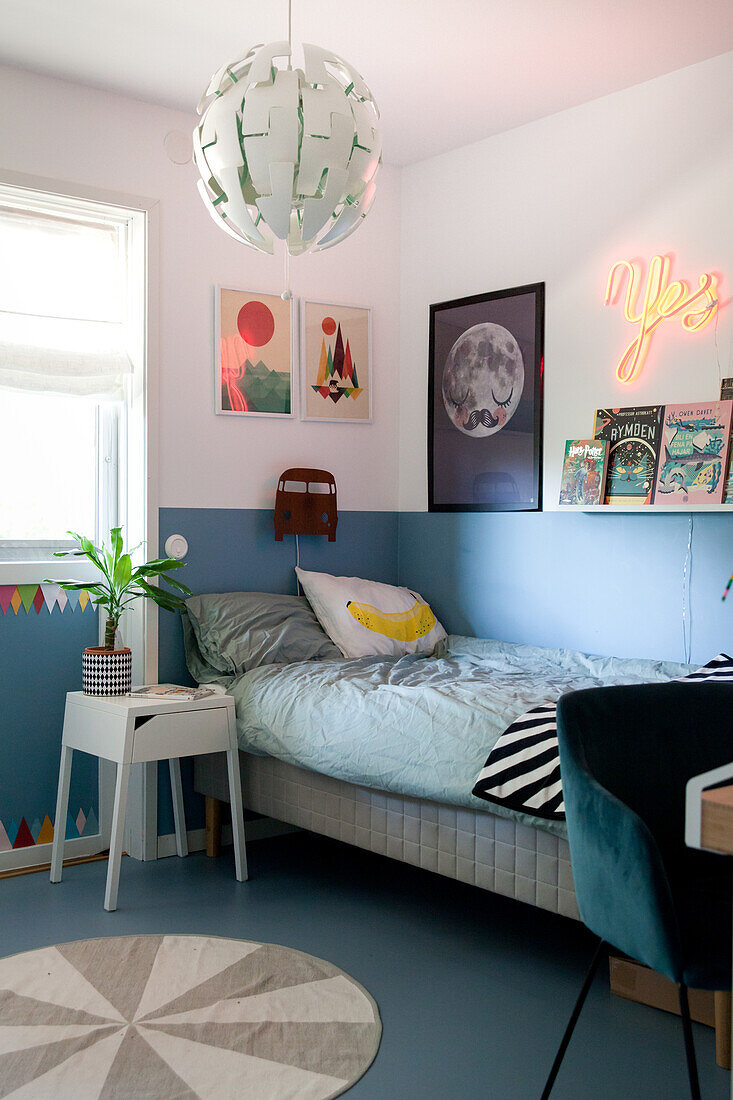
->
[472, 653, 733, 821]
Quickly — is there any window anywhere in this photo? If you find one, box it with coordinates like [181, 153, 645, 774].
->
[0, 174, 157, 863]
[1, 392, 98, 543]
[0, 188, 135, 563]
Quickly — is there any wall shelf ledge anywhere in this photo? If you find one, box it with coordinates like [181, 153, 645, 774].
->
[555, 504, 733, 514]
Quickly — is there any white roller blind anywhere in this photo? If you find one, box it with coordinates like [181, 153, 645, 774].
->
[0, 205, 133, 398]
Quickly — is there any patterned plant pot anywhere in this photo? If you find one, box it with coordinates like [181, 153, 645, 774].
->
[82, 647, 132, 696]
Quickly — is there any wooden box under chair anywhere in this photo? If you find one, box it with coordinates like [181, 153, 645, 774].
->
[610, 956, 731, 1069]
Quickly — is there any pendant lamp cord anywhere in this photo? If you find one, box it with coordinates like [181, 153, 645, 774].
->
[288, 0, 292, 53]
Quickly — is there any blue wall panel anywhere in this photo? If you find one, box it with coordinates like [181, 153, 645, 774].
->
[157, 507, 400, 835]
[397, 511, 733, 666]
[6, 505, 730, 850]
[0, 603, 98, 841]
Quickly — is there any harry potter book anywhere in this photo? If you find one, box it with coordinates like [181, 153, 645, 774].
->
[654, 401, 732, 505]
[593, 406, 664, 504]
[559, 440, 609, 505]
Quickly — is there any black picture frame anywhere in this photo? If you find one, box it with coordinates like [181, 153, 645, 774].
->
[428, 282, 544, 512]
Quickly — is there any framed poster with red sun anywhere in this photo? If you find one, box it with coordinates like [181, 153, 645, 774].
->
[216, 287, 294, 418]
[300, 300, 372, 423]
[428, 283, 544, 512]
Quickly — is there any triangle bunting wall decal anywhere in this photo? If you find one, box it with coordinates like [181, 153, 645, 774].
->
[0, 582, 91, 615]
[13, 818, 36, 849]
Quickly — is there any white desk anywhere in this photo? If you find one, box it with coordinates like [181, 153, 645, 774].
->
[50, 691, 247, 911]
[686, 763, 733, 1095]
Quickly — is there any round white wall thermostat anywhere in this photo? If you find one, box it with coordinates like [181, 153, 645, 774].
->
[165, 534, 188, 560]
[163, 130, 193, 165]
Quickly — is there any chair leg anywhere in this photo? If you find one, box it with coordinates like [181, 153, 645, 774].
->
[541, 939, 606, 1100]
[678, 984, 701, 1100]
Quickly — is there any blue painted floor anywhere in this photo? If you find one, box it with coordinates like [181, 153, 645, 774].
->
[2, 833, 728, 1098]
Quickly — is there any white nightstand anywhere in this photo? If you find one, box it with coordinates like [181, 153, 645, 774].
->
[50, 691, 247, 911]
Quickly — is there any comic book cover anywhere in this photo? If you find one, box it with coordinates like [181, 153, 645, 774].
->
[654, 402, 732, 505]
[558, 440, 609, 505]
[593, 406, 664, 504]
[721, 380, 733, 503]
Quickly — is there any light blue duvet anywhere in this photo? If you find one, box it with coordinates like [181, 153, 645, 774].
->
[225, 636, 689, 836]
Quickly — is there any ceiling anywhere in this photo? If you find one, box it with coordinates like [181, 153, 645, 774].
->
[2, 0, 733, 165]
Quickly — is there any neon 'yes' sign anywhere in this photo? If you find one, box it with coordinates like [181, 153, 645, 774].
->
[605, 255, 719, 384]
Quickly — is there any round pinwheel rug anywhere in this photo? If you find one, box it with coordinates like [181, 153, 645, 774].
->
[0, 934, 381, 1098]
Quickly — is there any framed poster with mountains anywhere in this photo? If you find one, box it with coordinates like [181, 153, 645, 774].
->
[300, 300, 372, 423]
[216, 287, 293, 418]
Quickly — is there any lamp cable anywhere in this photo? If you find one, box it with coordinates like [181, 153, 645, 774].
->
[682, 514, 693, 665]
[714, 299, 724, 390]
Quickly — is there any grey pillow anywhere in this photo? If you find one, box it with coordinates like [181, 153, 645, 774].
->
[184, 592, 341, 679]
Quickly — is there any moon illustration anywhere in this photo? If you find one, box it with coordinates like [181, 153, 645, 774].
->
[441, 323, 524, 437]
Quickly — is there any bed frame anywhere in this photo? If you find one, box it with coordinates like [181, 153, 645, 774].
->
[194, 751, 580, 921]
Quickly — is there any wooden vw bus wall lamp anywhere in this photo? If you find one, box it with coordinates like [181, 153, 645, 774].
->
[605, 255, 719, 384]
[274, 468, 338, 542]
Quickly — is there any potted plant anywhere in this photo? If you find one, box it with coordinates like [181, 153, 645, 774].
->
[47, 527, 192, 696]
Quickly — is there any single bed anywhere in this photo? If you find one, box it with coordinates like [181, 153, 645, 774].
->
[186, 591, 689, 920]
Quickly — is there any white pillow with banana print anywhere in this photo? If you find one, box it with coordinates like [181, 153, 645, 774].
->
[295, 568, 448, 659]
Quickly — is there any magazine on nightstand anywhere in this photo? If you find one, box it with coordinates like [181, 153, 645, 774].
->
[128, 684, 216, 701]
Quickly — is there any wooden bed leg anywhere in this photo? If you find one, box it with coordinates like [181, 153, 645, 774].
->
[714, 991, 731, 1069]
[205, 796, 222, 857]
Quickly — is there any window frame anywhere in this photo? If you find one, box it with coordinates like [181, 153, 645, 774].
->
[0, 168, 160, 867]
[0, 176, 158, 634]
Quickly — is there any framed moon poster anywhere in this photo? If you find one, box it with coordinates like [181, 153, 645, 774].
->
[428, 283, 544, 511]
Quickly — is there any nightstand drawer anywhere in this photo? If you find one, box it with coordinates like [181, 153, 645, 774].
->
[131, 707, 231, 762]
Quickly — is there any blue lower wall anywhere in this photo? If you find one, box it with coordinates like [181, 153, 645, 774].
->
[0, 604, 98, 844]
[5, 505, 730, 852]
[397, 512, 733, 666]
[157, 507, 400, 835]
[159, 506, 733, 835]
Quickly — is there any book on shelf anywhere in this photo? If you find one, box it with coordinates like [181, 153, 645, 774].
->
[128, 684, 216, 701]
[721, 380, 733, 503]
[654, 401, 732, 505]
[559, 439, 609, 505]
[593, 405, 664, 504]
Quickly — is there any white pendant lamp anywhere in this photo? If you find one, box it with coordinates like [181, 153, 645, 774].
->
[193, 9, 382, 256]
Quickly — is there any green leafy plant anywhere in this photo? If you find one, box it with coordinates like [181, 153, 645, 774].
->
[46, 527, 192, 650]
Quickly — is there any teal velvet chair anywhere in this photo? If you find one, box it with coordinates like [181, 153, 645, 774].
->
[542, 682, 733, 1100]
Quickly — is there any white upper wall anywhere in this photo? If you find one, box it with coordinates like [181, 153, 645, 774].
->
[3, 52, 733, 517]
[0, 64, 401, 511]
[398, 51, 733, 510]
